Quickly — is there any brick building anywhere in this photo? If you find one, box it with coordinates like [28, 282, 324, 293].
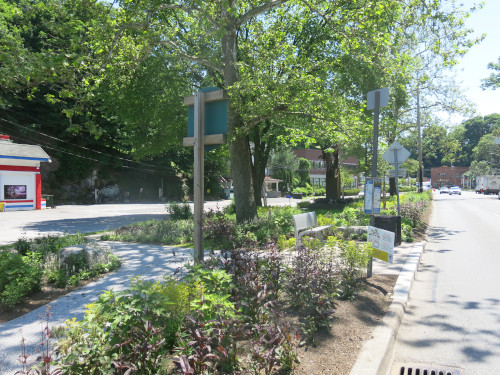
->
[293, 149, 359, 187]
[430, 166, 469, 188]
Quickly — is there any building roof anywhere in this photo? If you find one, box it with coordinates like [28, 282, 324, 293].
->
[0, 141, 51, 167]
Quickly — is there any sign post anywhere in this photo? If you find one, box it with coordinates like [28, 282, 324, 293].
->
[383, 142, 410, 216]
[366, 88, 389, 277]
[184, 88, 227, 263]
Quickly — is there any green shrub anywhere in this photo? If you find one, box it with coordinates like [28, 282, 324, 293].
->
[166, 201, 192, 220]
[402, 223, 414, 242]
[330, 237, 372, 300]
[0, 251, 43, 307]
[111, 219, 194, 245]
[343, 188, 361, 196]
[54, 276, 190, 374]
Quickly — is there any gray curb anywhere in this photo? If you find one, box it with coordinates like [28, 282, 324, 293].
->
[349, 241, 425, 375]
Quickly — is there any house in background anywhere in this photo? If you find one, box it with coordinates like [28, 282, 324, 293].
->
[293, 149, 359, 188]
[430, 166, 469, 188]
[0, 135, 51, 211]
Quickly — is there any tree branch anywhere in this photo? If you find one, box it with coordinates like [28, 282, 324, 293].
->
[158, 40, 224, 74]
[236, 0, 289, 27]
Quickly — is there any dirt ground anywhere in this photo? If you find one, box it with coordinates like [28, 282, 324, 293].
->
[0, 203, 432, 374]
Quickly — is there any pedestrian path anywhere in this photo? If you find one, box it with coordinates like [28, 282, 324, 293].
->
[0, 241, 195, 375]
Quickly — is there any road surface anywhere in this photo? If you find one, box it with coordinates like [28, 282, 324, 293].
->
[390, 191, 500, 374]
[0, 198, 301, 246]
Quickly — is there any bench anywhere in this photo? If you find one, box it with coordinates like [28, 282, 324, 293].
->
[292, 211, 333, 244]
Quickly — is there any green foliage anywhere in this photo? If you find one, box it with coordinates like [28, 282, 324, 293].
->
[0, 251, 43, 307]
[329, 237, 372, 300]
[55, 276, 190, 373]
[109, 219, 194, 245]
[166, 201, 192, 221]
[277, 235, 296, 250]
[14, 234, 87, 257]
[401, 223, 414, 243]
[343, 188, 361, 196]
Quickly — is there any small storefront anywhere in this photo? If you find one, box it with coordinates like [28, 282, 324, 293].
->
[0, 135, 51, 211]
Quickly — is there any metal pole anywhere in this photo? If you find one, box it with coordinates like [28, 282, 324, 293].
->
[368, 91, 381, 278]
[193, 91, 205, 263]
[417, 87, 423, 193]
[395, 148, 401, 216]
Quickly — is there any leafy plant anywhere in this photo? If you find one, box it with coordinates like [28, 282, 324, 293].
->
[0, 251, 43, 307]
[174, 310, 240, 375]
[333, 238, 372, 300]
[54, 276, 190, 373]
[166, 201, 192, 220]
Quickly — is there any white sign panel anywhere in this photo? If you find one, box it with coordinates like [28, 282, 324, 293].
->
[366, 88, 389, 110]
[367, 226, 394, 263]
[383, 141, 410, 165]
[389, 168, 406, 178]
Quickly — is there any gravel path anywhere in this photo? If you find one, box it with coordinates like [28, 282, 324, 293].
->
[0, 241, 197, 375]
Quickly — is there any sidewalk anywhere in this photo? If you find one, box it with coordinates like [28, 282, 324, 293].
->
[0, 239, 422, 375]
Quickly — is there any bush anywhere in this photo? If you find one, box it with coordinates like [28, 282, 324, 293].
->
[0, 251, 43, 307]
[166, 201, 192, 220]
[54, 276, 190, 374]
[343, 188, 361, 196]
[112, 219, 194, 245]
[332, 238, 372, 300]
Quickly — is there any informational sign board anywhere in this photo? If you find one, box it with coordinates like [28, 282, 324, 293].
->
[186, 87, 228, 151]
[364, 178, 381, 214]
[367, 226, 395, 263]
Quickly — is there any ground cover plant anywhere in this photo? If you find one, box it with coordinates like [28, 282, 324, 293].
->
[0, 235, 120, 308]
[103, 191, 431, 249]
[39, 236, 372, 374]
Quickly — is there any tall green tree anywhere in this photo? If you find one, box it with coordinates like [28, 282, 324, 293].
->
[482, 57, 500, 89]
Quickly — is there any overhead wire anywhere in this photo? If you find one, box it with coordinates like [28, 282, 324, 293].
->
[0, 115, 177, 174]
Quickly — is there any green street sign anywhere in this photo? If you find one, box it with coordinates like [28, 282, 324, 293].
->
[187, 87, 228, 151]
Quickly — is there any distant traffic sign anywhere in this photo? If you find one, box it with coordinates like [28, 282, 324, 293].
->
[383, 141, 410, 165]
[389, 168, 406, 178]
[367, 88, 389, 110]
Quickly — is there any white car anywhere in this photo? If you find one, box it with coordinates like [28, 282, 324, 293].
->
[448, 186, 462, 195]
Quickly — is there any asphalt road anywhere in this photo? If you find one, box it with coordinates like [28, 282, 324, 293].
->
[0, 198, 301, 246]
[390, 191, 500, 374]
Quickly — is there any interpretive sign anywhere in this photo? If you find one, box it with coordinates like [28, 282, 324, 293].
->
[367, 226, 394, 263]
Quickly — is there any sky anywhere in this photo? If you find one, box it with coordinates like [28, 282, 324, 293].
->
[452, 0, 500, 122]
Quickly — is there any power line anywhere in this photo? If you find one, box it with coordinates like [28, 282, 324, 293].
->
[0, 116, 175, 174]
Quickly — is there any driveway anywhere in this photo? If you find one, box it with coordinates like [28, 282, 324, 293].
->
[0, 198, 303, 246]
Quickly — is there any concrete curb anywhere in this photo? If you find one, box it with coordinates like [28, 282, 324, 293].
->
[349, 241, 425, 375]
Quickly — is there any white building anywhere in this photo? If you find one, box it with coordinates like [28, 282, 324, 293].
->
[0, 135, 51, 211]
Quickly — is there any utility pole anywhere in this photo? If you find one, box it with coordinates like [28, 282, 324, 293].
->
[417, 86, 423, 192]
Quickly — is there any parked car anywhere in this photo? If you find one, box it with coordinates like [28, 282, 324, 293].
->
[439, 187, 449, 194]
[448, 186, 462, 195]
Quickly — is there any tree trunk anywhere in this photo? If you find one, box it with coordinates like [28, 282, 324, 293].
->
[323, 150, 335, 199]
[222, 13, 257, 222]
[389, 177, 397, 196]
[250, 125, 272, 207]
[323, 147, 341, 201]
